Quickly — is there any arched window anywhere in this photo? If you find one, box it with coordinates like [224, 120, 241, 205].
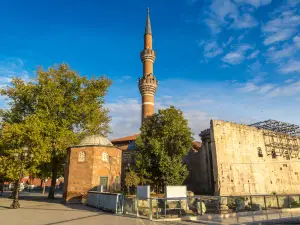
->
[78, 151, 86, 162]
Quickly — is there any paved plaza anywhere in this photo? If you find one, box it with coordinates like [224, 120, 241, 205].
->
[1, 192, 300, 225]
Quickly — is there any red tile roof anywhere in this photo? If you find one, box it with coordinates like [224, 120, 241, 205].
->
[111, 134, 201, 152]
[110, 134, 139, 143]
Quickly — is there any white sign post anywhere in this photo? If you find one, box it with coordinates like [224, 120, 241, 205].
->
[165, 186, 187, 198]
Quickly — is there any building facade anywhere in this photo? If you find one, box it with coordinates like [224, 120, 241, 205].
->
[63, 135, 122, 202]
[196, 120, 300, 196]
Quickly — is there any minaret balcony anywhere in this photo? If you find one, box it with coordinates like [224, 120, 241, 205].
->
[140, 49, 156, 62]
[138, 77, 158, 95]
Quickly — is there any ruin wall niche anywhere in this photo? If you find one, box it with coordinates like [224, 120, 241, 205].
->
[211, 120, 300, 196]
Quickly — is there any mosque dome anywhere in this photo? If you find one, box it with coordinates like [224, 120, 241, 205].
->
[77, 134, 113, 147]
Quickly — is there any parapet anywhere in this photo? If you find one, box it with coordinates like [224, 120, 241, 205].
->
[138, 77, 158, 95]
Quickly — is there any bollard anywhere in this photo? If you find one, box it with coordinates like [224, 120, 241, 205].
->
[165, 199, 167, 218]
[200, 197, 203, 216]
[180, 199, 182, 216]
[149, 198, 152, 220]
[156, 198, 158, 219]
[136, 197, 139, 218]
[263, 196, 267, 211]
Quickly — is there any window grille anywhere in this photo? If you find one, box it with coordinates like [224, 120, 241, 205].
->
[78, 151, 86, 162]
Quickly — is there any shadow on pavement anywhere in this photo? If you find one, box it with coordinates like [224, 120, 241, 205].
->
[0, 191, 101, 213]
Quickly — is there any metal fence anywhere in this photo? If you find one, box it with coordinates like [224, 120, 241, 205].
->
[121, 194, 300, 220]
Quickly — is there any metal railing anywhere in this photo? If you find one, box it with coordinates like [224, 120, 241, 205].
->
[121, 194, 300, 220]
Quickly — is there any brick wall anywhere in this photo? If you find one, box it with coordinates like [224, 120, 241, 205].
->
[63, 145, 122, 202]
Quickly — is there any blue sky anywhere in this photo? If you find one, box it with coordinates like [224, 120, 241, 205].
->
[0, 0, 299, 140]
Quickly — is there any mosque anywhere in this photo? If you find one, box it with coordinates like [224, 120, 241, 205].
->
[63, 9, 300, 202]
[63, 9, 201, 202]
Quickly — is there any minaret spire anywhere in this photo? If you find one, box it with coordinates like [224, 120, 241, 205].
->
[145, 7, 152, 35]
[139, 8, 158, 125]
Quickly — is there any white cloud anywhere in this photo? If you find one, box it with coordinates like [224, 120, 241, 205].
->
[247, 61, 267, 83]
[107, 78, 300, 141]
[247, 49, 260, 59]
[223, 36, 234, 48]
[231, 13, 258, 29]
[237, 81, 276, 94]
[279, 59, 300, 74]
[105, 98, 141, 140]
[118, 75, 132, 83]
[263, 28, 296, 45]
[106, 97, 214, 140]
[210, 0, 238, 22]
[234, 0, 272, 8]
[222, 44, 252, 64]
[237, 82, 259, 92]
[0, 57, 32, 108]
[285, 79, 294, 83]
[267, 81, 300, 97]
[258, 84, 275, 93]
[237, 80, 300, 97]
[199, 40, 223, 58]
[204, 0, 259, 33]
[262, 8, 300, 45]
[294, 35, 300, 48]
[266, 44, 296, 62]
[0, 58, 31, 90]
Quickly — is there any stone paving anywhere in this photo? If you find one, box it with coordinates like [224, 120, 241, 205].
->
[1, 192, 300, 225]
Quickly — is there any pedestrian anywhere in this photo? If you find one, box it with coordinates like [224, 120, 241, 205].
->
[0, 183, 4, 196]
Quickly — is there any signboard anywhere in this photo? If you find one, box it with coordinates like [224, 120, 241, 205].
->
[137, 185, 150, 199]
[165, 186, 187, 198]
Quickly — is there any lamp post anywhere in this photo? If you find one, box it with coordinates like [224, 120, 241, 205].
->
[10, 146, 34, 209]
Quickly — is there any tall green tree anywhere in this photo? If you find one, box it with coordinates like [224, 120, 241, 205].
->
[0, 114, 50, 208]
[1, 63, 112, 199]
[135, 106, 193, 193]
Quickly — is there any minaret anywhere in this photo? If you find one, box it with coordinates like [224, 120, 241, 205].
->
[139, 8, 158, 124]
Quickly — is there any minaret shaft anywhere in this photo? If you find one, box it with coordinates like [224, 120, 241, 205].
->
[139, 8, 158, 124]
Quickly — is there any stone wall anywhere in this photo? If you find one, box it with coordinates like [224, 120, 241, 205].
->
[184, 149, 212, 194]
[63, 145, 122, 202]
[210, 120, 300, 196]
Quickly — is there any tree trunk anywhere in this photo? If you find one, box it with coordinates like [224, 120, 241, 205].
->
[48, 159, 58, 199]
[43, 180, 46, 195]
[10, 179, 20, 208]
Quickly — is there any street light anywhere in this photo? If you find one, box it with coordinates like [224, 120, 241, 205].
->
[10, 146, 34, 209]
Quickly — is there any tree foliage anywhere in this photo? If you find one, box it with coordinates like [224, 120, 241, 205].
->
[0, 63, 112, 198]
[0, 114, 50, 181]
[135, 106, 193, 192]
[125, 170, 140, 189]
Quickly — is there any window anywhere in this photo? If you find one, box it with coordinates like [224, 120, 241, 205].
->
[100, 176, 108, 191]
[78, 151, 86, 162]
[102, 152, 109, 162]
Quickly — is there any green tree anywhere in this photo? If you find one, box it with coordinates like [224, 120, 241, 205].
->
[135, 106, 193, 193]
[125, 170, 140, 194]
[0, 114, 50, 207]
[1, 63, 112, 199]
